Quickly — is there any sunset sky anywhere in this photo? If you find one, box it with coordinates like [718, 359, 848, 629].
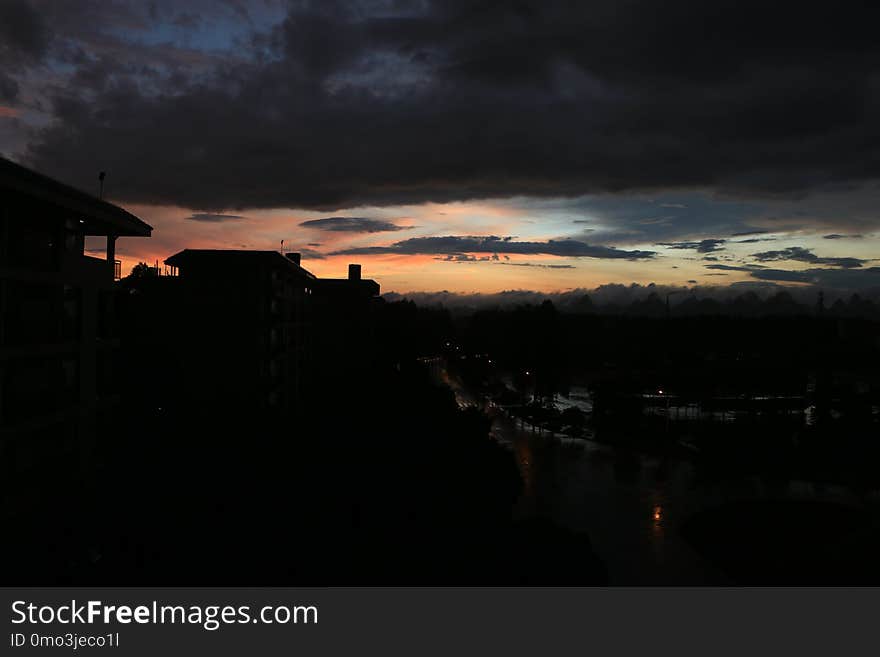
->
[2, 0, 879, 294]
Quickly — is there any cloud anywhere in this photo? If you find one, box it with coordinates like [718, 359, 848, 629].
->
[750, 246, 866, 269]
[705, 261, 880, 289]
[384, 279, 880, 318]
[657, 238, 726, 253]
[521, 193, 767, 247]
[706, 264, 754, 272]
[0, 0, 49, 103]
[497, 262, 576, 269]
[331, 236, 655, 259]
[187, 212, 245, 222]
[11, 0, 880, 216]
[823, 233, 863, 239]
[0, 0, 49, 65]
[430, 254, 573, 268]
[731, 230, 770, 237]
[0, 78, 19, 104]
[299, 217, 411, 233]
[291, 247, 326, 260]
[435, 254, 497, 262]
[748, 267, 880, 287]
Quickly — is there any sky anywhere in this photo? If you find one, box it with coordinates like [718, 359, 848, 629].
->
[2, 0, 880, 295]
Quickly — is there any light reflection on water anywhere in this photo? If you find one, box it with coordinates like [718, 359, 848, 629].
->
[500, 424, 872, 584]
[504, 431, 718, 583]
[436, 366, 867, 584]
[514, 439, 535, 502]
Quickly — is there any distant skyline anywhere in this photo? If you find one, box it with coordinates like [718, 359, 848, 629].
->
[2, 1, 880, 293]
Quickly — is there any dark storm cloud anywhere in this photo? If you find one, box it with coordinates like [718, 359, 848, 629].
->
[0, 76, 19, 103]
[299, 217, 410, 233]
[657, 239, 726, 253]
[0, 0, 49, 102]
[14, 0, 880, 215]
[187, 212, 245, 222]
[332, 236, 655, 259]
[172, 11, 201, 29]
[0, 0, 49, 64]
[750, 246, 866, 269]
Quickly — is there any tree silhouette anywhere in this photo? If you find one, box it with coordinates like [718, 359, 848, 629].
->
[126, 262, 153, 279]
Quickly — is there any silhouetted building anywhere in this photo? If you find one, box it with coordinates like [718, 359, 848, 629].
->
[312, 262, 382, 382]
[0, 157, 151, 503]
[117, 247, 381, 420]
[124, 249, 379, 415]
[160, 249, 317, 414]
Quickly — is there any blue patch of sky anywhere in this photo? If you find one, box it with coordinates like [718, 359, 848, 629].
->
[107, 4, 286, 55]
[499, 192, 767, 245]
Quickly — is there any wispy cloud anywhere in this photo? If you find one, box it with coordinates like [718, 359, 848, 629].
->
[657, 238, 726, 253]
[300, 217, 411, 233]
[187, 213, 245, 222]
[332, 236, 656, 259]
[750, 246, 866, 269]
[498, 262, 576, 269]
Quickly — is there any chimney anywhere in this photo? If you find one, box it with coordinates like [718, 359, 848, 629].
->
[286, 252, 301, 266]
[348, 264, 361, 281]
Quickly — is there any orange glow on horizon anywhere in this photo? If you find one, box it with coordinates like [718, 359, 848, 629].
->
[110, 200, 768, 293]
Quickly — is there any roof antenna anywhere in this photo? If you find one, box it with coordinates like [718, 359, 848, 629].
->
[98, 171, 106, 199]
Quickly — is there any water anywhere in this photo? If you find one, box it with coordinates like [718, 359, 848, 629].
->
[440, 368, 869, 584]
[491, 405, 725, 583]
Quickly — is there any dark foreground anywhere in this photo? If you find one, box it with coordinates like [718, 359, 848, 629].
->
[1, 363, 608, 585]
[4, 300, 880, 585]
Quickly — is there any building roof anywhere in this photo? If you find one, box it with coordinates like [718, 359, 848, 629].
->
[315, 278, 381, 297]
[0, 156, 152, 237]
[164, 249, 317, 279]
